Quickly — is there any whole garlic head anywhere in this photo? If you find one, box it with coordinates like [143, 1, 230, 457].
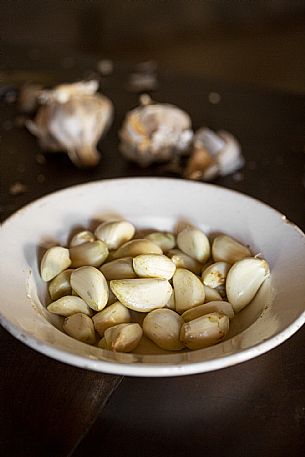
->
[26, 80, 113, 167]
[119, 102, 193, 166]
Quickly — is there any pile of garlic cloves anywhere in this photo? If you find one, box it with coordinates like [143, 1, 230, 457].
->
[40, 220, 270, 354]
[26, 80, 113, 167]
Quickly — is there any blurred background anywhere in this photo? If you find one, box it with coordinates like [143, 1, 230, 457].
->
[1, 0, 305, 93]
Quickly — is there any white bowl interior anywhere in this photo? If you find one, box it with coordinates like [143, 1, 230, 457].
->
[1, 178, 305, 376]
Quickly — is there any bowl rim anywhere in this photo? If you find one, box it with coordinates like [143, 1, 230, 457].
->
[1, 177, 305, 377]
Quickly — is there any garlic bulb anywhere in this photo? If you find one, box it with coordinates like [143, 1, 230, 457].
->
[119, 101, 193, 167]
[26, 80, 113, 167]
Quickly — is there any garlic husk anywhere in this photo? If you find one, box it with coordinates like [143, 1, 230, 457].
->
[177, 227, 210, 263]
[48, 268, 73, 300]
[103, 323, 143, 352]
[112, 239, 162, 259]
[70, 230, 95, 247]
[145, 232, 176, 252]
[41, 246, 71, 282]
[63, 313, 96, 344]
[167, 249, 202, 275]
[184, 128, 244, 181]
[110, 278, 173, 312]
[202, 261, 231, 288]
[180, 312, 229, 350]
[173, 268, 205, 314]
[70, 266, 109, 311]
[119, 103, 193, 167]
[133, 254, 176, 280]
[26, 80, 113, 168]
[217, 130, 245, 176]
[143, 309, 184, 351]
[92, 301, 131, 337]
[70, 240, 109, 268]
[95, 220, 135, 250]
[212, 235, 251, 264]
[226, 257, 270, 312]
[204, 285, 223, 302]
[47, 296, 92, 317]
[100, 257, 137, 280]
[182, 301, 234, 322]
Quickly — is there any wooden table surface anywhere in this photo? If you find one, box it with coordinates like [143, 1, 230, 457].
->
[1, 59, 305, 457]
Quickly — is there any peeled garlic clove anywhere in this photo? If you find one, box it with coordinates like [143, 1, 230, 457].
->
[104, 323, 143, 352]
[112, 239, 162, 259]
[70, 230, 95, 247]
[107, 281, 119, 306]
[70, 266, 109, 311]
[63, 313, 95, 344]
[110, 278, 172, 312]
[180, 312, 229, 350]
[47, 296, 92, 317]
[226, 257, 270, 312]
[182, 301, 234, 322]
[70, 240, 108, 268]
[119, 103, 193, 167]
[133, 254, 176, 280]
[165, 291, 176, 310]
[212, 235, 251, 264]
[145, 232, 176, 252]
[92, 301, 131, 336]
[48, 269, 73, 300]
[202, 261, 231, 288]
[177, 227, 210, 263]
[95, 220, 135, 250]
[100, 257, 137, 280]
[98, 337, 108, 349]
[173, 268, 205, 314]
[167, 249, 202, 275]
[41, 246, 71, 282]
[143, 309, 184, 351]
[204, 285, 223, 302]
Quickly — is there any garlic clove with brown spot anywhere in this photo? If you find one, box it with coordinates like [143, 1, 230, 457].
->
[103, 323, 143, 352]
[180, 312, 229, 350]
[202, 261, 231, 288]
[26, 80, 113, 168]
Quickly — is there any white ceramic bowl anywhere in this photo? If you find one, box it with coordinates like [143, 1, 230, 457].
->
[1, 178, 305, 377]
